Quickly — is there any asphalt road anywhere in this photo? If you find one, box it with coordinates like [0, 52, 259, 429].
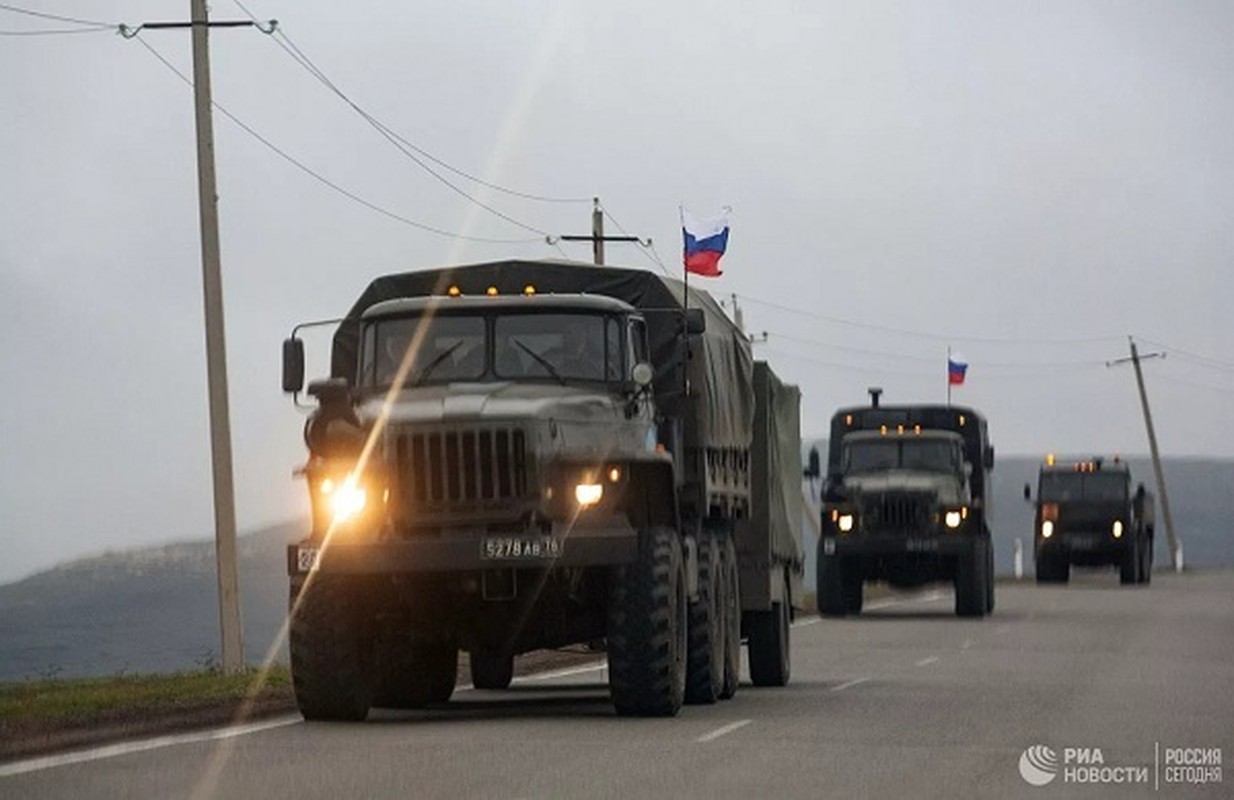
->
[4, 570, 1232, 799]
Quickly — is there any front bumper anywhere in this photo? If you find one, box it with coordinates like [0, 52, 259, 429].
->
[822, 532, 977, 557]
[287, 517, 638, 576]
[1037, 532, 1128, 559]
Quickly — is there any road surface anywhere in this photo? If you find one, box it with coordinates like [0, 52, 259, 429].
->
[4, 570, 1231, 799]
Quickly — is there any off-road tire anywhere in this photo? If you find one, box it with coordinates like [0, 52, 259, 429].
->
[817, 548, 861, 617]
[685, 531, 724, 705]
[373, 639, 458, 709]
[718, 533, 741, 701]
[1140, 535, 1153, 584]
[289, 574, 375, 722]
[748, 579, 791, 687]
[607, 526, 687, 717]
[985, 535, 996, 613]
[470, 650, 514, 691]
[1120, 538, 1140, 585]
[1036, 552, 1070, 584]
[955, 538, 989, 617]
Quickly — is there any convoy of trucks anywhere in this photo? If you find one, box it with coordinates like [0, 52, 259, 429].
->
[279, 257, 1155, 722]
[281, 259, 802, 720]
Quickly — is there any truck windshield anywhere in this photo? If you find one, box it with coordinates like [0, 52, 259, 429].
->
[361, 311, 623, 387]
[843, 439, 959, 473]
[366, 314, 487, 387]
[1039, 472, 1127, 502]
[494, 313, 620, 382]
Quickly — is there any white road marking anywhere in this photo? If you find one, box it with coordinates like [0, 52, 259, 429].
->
[915, 656, 940, 667]
[510, 660, 607, 684]
[961, 639, 974, 650]
[0, 716, 301, 778]
[792, 616, 822, 628]
[829, 677, 870, 692]
[695, 719, 751, 742]
[865, 590, 944, 611]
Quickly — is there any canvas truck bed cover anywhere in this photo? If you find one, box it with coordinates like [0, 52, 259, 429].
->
[329, 259, 753, 451]
[743, 361, 804, 569]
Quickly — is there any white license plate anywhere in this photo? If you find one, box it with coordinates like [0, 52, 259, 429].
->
[481, 536, 562, 560]
[297, 546, 321, 572]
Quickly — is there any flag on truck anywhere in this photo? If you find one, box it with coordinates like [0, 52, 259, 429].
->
[681, 207, 730, 277]
[948, 352, 968, 385]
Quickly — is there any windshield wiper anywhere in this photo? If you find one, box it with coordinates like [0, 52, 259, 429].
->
[411, 341, 464, 386]
[512, 338, 566, 386]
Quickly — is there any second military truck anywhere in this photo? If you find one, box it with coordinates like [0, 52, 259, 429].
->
[280, 258, 803, 720]
[1026, 456, 1154, 585]
[814, 391, 996, 618]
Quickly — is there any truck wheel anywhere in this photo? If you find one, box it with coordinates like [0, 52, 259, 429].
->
[985, 537, 996, 613]
[607, 526, 687, 717]
[289, 574, 375, 721]
[817, 546, 851, 617]
[1120, 538, 1140, 585]
[955, 539, 988, 617]
[719, 533, 741, 701]
[685, 531, 724, 705]
[470, 650, 514, 690]
[374, 639, 458, 709]
[748, 580, 791, 687]
[1036, 553, 1069, 584]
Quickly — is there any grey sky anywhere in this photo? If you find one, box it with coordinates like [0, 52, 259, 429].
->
[2, 0, 1231, 582]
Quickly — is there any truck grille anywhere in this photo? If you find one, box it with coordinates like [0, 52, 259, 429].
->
[863, 494, 931, 531]
[392, 427, 528, 509]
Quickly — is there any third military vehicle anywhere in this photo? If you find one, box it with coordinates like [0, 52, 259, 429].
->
[1026, 456, 1154, 585]
[813, 390, 995, 618]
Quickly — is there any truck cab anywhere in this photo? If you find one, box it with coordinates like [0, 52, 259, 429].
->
[1028, 457, 1154, 585]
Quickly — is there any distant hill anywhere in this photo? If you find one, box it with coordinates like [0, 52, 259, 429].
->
[0, 522, 300, 682]
[0, 457, 1229, 681]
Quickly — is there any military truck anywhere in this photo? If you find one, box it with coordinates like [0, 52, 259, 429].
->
[812, 390, 995, 618]
[1025, 456, 1154, 585]
[280, 258, 803, 721]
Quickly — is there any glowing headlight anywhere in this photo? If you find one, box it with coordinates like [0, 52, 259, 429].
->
[838, 513, 854, 533]
[944, 510, 963, 529]
[575, 483, 603, 507]
[1041, 520, 1054, 539]
[1112, 520, 1124, 539]
[323, 476, 367, 524]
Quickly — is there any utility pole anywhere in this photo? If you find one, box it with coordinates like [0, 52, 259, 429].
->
[134, 3, 275, 674]
[556, 198, 643, 266]
[1108, 337, 1181, 572]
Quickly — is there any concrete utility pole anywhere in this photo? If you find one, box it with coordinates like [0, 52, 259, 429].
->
[191, 0, 244, 674]
[557, 197, 642, 266]
[1109, 337, 1181, 572]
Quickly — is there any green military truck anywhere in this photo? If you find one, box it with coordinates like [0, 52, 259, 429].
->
[1026, 456, 1154, 585]
[813, 391, 995, 618]
[280, 259, 803, 720]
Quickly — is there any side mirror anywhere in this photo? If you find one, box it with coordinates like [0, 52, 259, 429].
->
[684, 308, 706, 335]
[631, 362, 654, 388]
[984, 444, 995, 469]
[804, 447, 821, 479]
[282, 338, 305, 393]
[1023, 483, 1032, 502]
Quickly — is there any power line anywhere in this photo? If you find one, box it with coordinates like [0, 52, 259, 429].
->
[0, 3, 111, 27]
[233, 1, 589, 215]
[133, 36, 544, 245]
[0, 26, 112, 36]
[1137, 337, 1234, 373]
[737, 293, 1124, 346]
[601, 207, 671, 276]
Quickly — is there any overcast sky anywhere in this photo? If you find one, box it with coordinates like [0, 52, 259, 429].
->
[2, 1, 1231, 582]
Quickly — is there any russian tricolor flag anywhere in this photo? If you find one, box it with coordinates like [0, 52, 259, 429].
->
[681, 207, 730, 277]
[948, 353, 968, 385]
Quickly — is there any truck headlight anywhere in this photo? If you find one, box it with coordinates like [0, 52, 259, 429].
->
[1112, 520, 1123, 539]
[1041, 520, 1054, 539]
[322, 476, 367, 525]
[837, 513, 855, 533]
[575, 483, 603, 507]
[944, 510, 963, 529]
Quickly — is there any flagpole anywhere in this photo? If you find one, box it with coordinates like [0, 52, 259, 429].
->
[946, 346, 952, 407]
[680, 205, 690, 402]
